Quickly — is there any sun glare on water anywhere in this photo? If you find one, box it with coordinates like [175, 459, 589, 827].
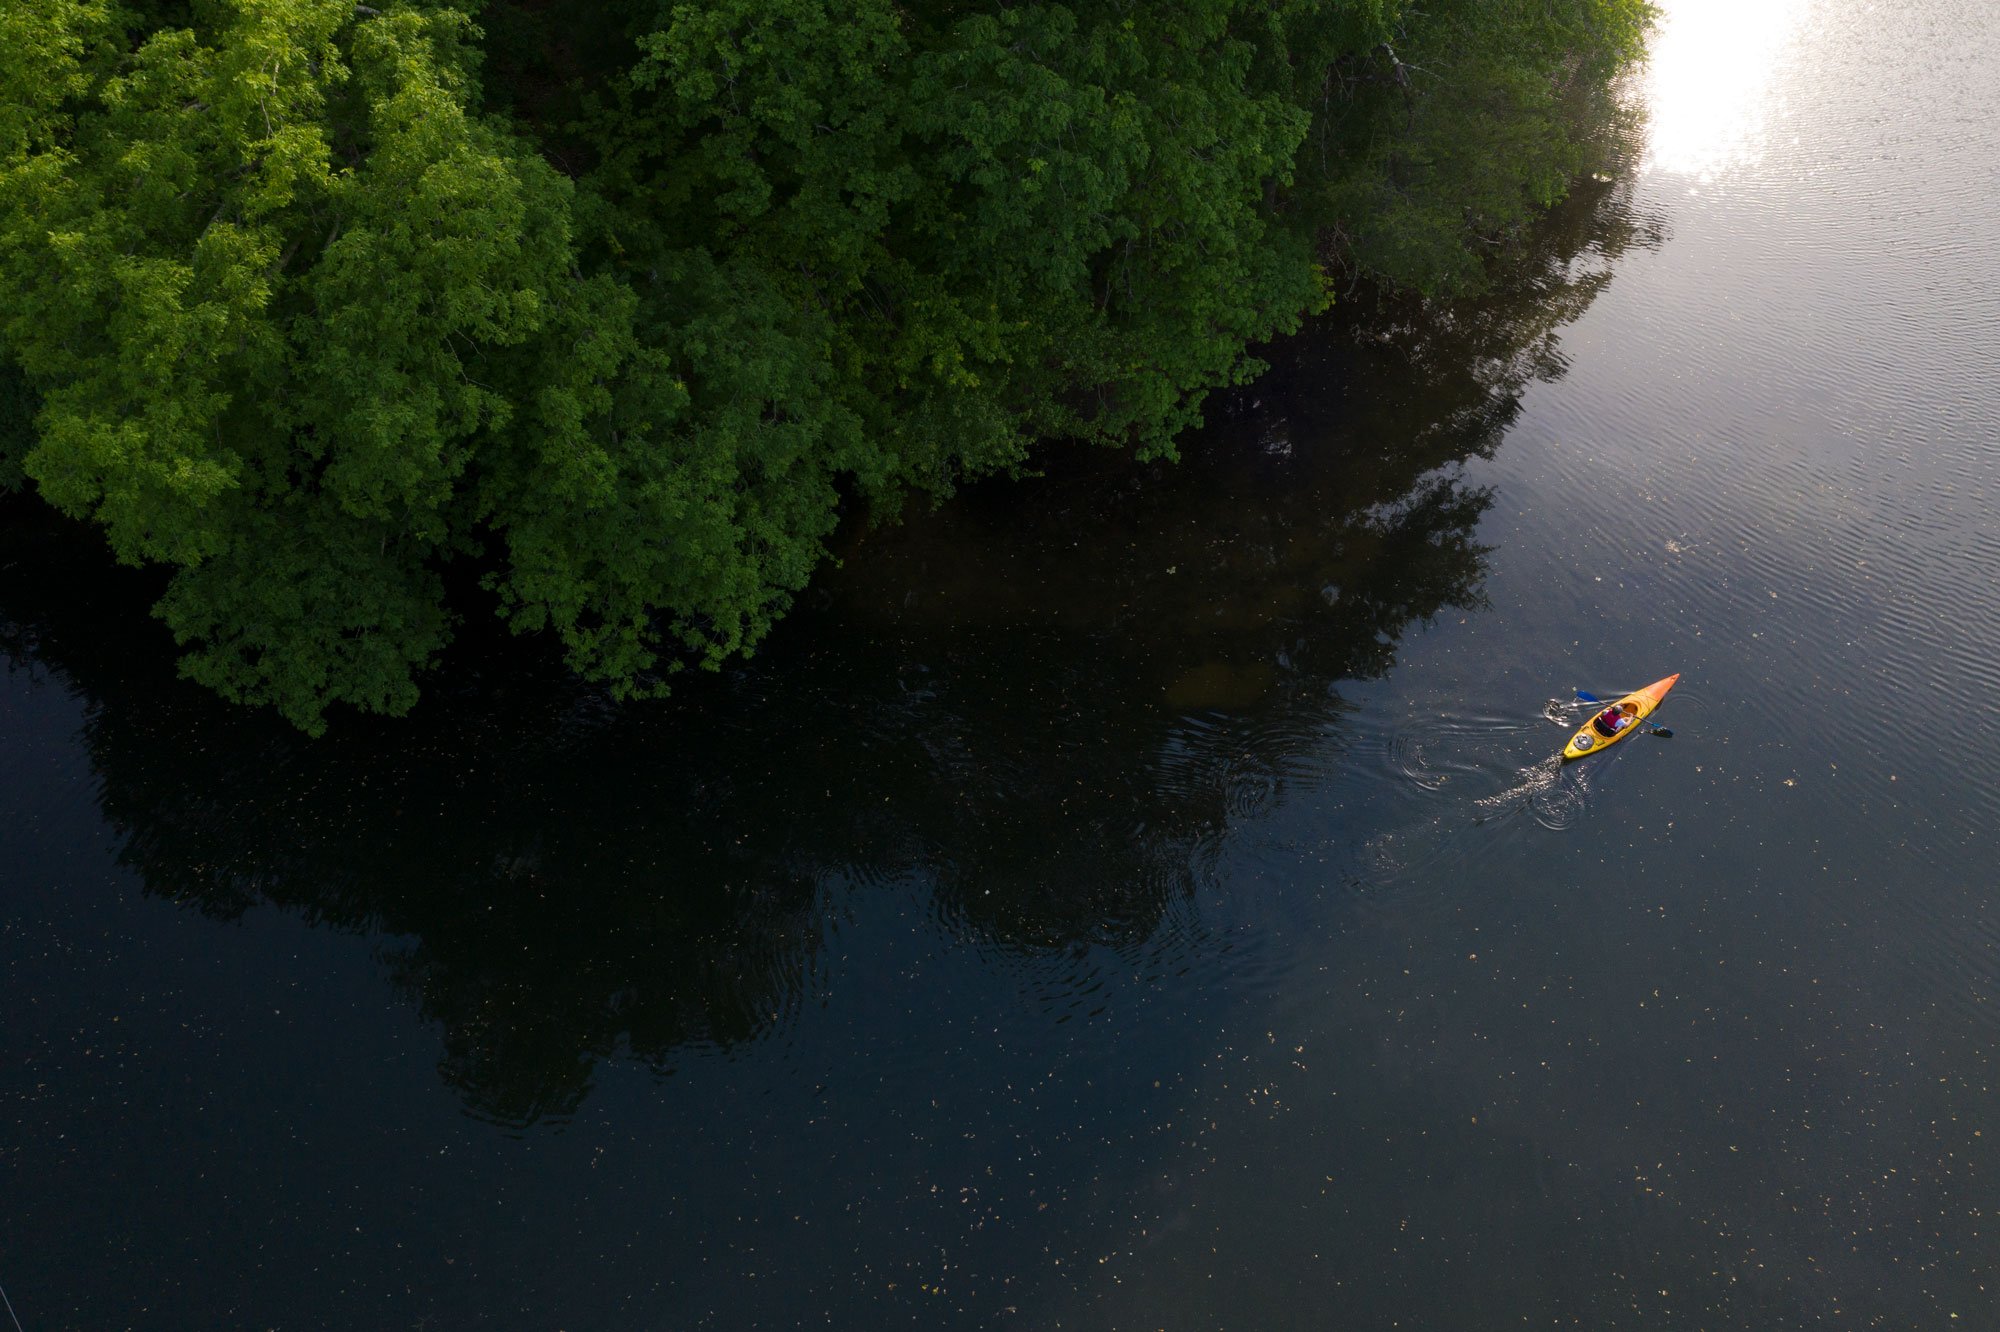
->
[1641, 0, 1817, 180]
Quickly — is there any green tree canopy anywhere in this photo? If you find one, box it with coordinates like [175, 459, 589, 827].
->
[0, 0, 1649, 731]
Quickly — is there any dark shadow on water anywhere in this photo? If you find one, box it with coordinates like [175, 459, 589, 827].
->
[0, 170, 1660, 1127]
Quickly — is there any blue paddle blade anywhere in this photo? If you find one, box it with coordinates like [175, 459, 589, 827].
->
[1575, 689, 1602, 703]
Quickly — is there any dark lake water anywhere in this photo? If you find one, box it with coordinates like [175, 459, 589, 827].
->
[5, 1, 1999, 1327]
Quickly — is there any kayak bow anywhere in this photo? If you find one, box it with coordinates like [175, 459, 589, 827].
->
[1562, 673, 1680, 761]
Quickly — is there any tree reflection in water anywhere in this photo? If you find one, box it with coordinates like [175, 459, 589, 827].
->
[0, 167, 1659, 1128]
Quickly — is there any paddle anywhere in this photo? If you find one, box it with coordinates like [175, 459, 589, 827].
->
[1572, 689, 1673, 738]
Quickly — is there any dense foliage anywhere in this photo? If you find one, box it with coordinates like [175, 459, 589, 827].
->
[0, 0, 1649, 731]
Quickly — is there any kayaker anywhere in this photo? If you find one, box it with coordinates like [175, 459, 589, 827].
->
[1593, 703, 1638, 737]
[1563, 674, 1679, 762]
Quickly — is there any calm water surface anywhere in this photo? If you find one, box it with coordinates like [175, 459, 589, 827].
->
[4, 1, 1999, 1327]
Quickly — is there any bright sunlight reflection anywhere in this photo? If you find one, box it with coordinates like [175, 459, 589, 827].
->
[1642, 0, 1816, 179]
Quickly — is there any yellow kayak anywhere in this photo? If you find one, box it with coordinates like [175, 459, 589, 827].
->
[1562, 674, 1680, 761]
